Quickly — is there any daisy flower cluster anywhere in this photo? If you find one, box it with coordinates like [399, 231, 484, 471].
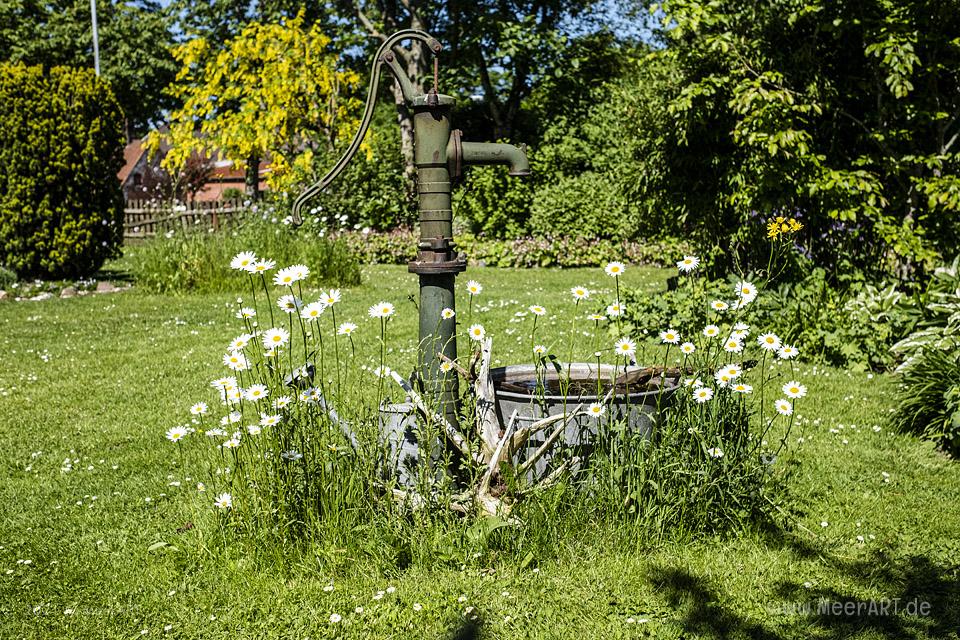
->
[163, 251, 390, 516]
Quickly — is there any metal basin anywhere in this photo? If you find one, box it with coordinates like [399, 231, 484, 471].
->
[491, 363, 679, 482]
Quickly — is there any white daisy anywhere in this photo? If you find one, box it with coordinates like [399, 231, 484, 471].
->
[289, 264, 310, 281]
[680, 342, 696, 354]
[210, 377, 238, 392]
[706, 447, 724, 459]
[604, 261, 625, 277]
[735, 281, 758, 302]
[570, 286, 590, 301]
[676, 255, 700, 273]
[246, 424, 262, 436]
[214, 493, 232, 509]
[277, 294, 301, 313]
[166, 426, 188, 443]
[259, 414, 281, 427]
[757, 333, 782, 351]
[337, 322, 357, 335]
[190, 402, 208, 415]
[723, 338, 744, 353]
[614, 337, 636, 358]
[373, 366, 392, 378]
[228, 333, 253, 351]
[320, 289, 341, 306]
[468, 324, 486, 341]
[223, 352, 250, 371]
[606, 303, 624, 317]
[703, 324, 720, 338]
[251, 259, 275, 274]
[243, 384, 269, 402]
[230, 251, 257, 271]
[731, 382, 753, 394]
[588, 313, 606, 322]
[329, 613, 342, 624]
[714, 370, 733, 386]
[300, 301, 326, 321]
[775, 399, 793, 416]
[441, 308, 455, 319]
[466, 280, 483, 295]
[778, 344, 799, 359]
[281, 450, 303, 461]
[273, 267, 298, 286]
[272, 396, 293, 409]
[368, 302, 395, 318]
[587, 402, 606, 417]
[710, 300, 729, 311]
[693, 387, 714, 403]
[262, 327, 290, 348]
[721, 364, 742, 379]
[782, 381, 807, 399]
[440, 361, 454, 373]
[660, 329, 680, 344]
[235, 307, 256, 319]
[529, 305, 546, 316]
[533, 344, 547, 356]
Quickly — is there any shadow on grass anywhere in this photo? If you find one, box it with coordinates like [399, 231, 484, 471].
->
[649, 534, 960, 639]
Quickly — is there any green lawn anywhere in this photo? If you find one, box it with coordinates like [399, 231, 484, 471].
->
[1, 265, 958, 639]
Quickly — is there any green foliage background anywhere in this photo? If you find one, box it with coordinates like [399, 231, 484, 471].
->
[0, 63, 125, 278]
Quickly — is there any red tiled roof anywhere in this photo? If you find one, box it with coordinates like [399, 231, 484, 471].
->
[117, 140, 145, 183]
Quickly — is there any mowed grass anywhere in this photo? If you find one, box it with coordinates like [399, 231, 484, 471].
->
[0, 264, 958, 639]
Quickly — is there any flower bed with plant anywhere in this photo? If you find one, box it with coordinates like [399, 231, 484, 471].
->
[160, 231, 813, 556]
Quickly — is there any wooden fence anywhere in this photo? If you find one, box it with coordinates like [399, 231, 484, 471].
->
[123, 199, 245, 240]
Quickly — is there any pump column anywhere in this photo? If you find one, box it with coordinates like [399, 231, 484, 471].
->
[408, 94, 464, 429]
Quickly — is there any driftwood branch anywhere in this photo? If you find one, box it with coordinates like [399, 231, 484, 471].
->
[518, 407, 583, 476]
[388, 370, 483, 465]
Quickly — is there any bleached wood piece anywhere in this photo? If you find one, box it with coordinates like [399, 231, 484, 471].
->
[518, 407, 584, 476]
[388, 370, 483, 465]
[474, 337, 500, 458]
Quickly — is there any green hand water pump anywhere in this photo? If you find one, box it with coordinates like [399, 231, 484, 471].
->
[293, 30, 530, 427]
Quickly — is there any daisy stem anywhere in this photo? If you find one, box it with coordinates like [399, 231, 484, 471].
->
[331, 307, 341, 395]
[259, 274, 274, 327]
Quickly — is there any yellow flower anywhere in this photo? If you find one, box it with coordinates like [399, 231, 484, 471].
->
[766, 216, 803, 240]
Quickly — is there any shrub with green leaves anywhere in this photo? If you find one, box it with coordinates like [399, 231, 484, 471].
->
[529, 172, 638, 241]
[893, 347, 960, 458]
[623, 268, 922, 371]
[455, 165, 534, 238]
[0, 63, 124, 278]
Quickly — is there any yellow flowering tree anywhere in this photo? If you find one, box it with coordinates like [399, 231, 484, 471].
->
[146, 12, 362, 197]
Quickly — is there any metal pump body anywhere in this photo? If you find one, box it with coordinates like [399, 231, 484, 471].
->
[293, 30, 530, 427]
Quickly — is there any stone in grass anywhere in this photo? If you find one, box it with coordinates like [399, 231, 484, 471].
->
[60, 286, 77, 298]
[0, 290, 7, 301]
[95, 281, 117, 293]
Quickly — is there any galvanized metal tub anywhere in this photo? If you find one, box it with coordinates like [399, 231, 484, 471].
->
[379, 402, 444, 488]
[491, 363, 679, 483]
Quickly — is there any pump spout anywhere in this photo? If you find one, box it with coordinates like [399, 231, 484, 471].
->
[459, 141, 531, 176]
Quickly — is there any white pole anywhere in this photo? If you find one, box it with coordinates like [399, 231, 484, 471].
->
[90, 0, 100, 76]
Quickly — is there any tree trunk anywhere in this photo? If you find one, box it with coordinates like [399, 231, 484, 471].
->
[245, 155, 260, 200]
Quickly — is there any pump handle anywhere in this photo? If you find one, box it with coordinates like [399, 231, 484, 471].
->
[291, 30, 441, 225]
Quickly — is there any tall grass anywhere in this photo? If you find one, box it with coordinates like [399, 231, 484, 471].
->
[124, 215, 361, 293]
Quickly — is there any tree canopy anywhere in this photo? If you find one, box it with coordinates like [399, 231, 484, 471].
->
[146, 11, 364, 196]
[0, 0, 176, 140]
[641, 0, 960, 271]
